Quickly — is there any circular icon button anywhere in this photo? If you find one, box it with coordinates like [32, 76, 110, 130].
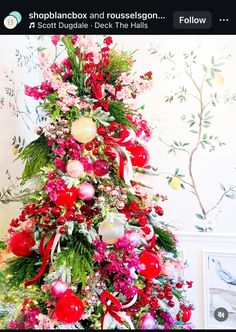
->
[214, 307, 228, 322]
[4, 15, 18, 29]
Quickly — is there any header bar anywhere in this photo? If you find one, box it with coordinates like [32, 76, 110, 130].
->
[0, 5, 234, 34]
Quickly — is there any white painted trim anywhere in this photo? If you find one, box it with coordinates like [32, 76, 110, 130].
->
[176, 231, 236, 241]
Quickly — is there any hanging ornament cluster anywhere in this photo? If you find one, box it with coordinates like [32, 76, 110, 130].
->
[97, 184, 127, 210]
[42, 118, 70, 140]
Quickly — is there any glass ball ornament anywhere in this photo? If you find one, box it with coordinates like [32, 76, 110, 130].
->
[77, 182, 95, 201]
[71, 117, 97, 143]
[98, 219, 125, 244]
[176, 306, 192, 323]
[55, 186, 78, 208]
[127, 145, 150, 167]
[66, 160, 84, 178]
[139, 313, 157, 329]
[93, 159, 110, 177]
[10, 231, 35, 257]
[55, 291, 84, 324]
[139, 250, 163, 279]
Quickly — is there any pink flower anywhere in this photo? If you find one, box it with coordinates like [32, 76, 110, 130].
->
[80, 156, 93, 173]
[51, 35, 60, 46]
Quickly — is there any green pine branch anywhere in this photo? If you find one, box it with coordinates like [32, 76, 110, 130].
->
[3, 253, 41, 288]
[17, 135, 52, 181]
[154, 227, 177, 257]
[108, 48, 135, 83]
[108, 100, 135, 130]
[55, 236, 94, 287]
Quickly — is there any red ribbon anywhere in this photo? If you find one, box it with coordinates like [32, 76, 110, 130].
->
[24, 232, 56, 287]
[105, 125, 131, 182]
[100, 290, 123, 327]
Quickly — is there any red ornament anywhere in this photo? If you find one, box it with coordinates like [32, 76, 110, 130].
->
[55, 186, 77, 208]
[10, 231, 35, 257]
[93, 159, 110, 176]
[176, 307, 192, 323]
[127, 145, 150, 167]
[55, 292, 84, 324]
[139, 251, 163, 279]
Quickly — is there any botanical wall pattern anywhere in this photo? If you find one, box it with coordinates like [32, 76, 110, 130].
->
[148, 47, 236, 232]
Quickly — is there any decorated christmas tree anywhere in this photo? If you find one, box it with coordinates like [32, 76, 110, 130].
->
[1, 35, 194, 329]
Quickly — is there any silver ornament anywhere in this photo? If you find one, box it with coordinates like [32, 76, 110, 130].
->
[120, 194, 127, 201]
[59, 118, 68, 126]
[56, 129, 64, 136]
[116, 201, 125, 209]
[97, 196, 105, 204]
[110, 189, 119, 198]
[105, 186, 112, 193]
[98, 184, 105, 191]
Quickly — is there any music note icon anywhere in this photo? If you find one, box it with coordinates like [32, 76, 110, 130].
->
[29, 22, 35, 29]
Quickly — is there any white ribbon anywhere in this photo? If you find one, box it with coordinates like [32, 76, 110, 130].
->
[50, 227, 62, 263]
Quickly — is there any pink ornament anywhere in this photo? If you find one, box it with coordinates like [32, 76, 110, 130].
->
[139, 313, 157, 329]
[66, 160, 84, 178]
[77, 182, 95, 201]
[162, 260, 175, 277]
[50, 279, 69, 298]
[93, 159, 110, 177]
[22, 219, 35, 233]
[125, 230, 141, 247]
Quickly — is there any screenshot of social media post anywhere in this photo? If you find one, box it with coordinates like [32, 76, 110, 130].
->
[0, 5, 235, 331]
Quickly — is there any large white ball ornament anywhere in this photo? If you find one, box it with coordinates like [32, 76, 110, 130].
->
[71, 117, 97, 143]
[99, 220, 125, 244]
